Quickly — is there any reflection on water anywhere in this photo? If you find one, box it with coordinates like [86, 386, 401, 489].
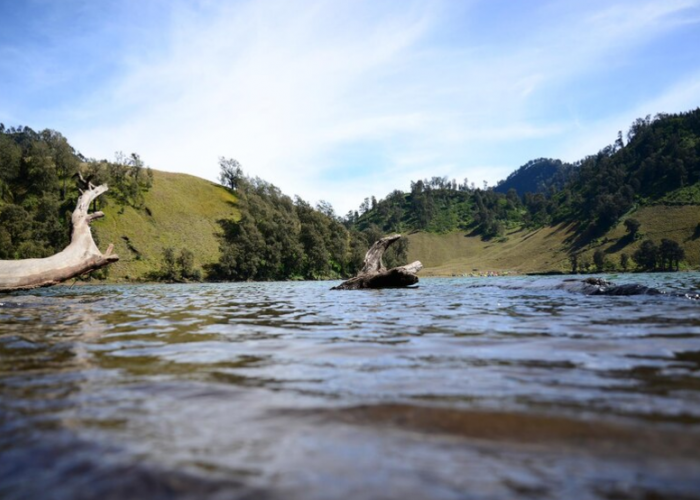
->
[2, 274, 700, 499]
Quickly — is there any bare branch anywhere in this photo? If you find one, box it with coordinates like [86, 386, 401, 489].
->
[0, 184, 119, 292]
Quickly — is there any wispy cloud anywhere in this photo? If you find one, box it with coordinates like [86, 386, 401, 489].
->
[2, 0, 699, 213]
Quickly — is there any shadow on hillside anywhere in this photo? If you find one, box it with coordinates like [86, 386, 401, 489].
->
[605, 234, 633, 254]
[549, 222, 574, 236]
[564, 222, 613, 252]
[689, 224, 700, 241]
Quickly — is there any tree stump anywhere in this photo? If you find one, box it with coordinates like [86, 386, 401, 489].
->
[0, 184, 119, 292]
[332, 234, 422, 290]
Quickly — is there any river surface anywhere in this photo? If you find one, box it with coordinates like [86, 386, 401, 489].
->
[2, 274, 700, 499]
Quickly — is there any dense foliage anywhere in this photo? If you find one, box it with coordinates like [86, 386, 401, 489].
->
[552, 110, 700, 239]
[211, 160, 407, 281]
[494, 158, 574, 197]
[632, 238, 685, 271]
[0, 124, 153, 260]
[349, 175, 527, 238]
[150, 247, 202, 282]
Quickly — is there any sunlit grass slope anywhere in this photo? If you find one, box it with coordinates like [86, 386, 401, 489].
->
[590, 206, 700, 270]
[407, 225, 574, 275]
[93, 170, 239, 280]
[409, 206, 700, 275]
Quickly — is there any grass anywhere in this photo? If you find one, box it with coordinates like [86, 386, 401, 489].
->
[655, 184, 700, 205]
[92, 170, 239, 281]
[409, 206, 700, 276]
[587, 205, 700, 270]
[407, 224, 574, 275]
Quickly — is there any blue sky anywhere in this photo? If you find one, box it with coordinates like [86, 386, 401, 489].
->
[1, 0, 699, 214]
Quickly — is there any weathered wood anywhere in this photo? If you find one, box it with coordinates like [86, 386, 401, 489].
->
[0, 184, 119, 292]
[332, 234, 422, 290]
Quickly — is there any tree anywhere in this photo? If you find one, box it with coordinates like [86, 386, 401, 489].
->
[569, 253, 579, 273]
[593, 249, 606, 272]
[624, 218, 641, 238]
[316, 200, 336, 219]
[26, 140, 58, 195]
[658, 239, 684, 271]
[0, 204, 30, 251]
[359, 197, 370, 214]
[620, 253, 629, 271]
[160, 247, 178, 280]
[218, 157, 243, 191]
[43, 129, 78, 200]
[633, 240, 658, 271]
[155, 247, 200, 281]
[0, 133, 22, 202]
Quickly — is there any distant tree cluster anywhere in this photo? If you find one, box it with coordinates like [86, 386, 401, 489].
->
[494, 158, 575, 197]
[0, 124, 153, 260]
[211, 162, 407, 281]
[568, 237, 685, 273]
[151, 247, 202, 282]
[82, 151, 154, 210]
[348, 175, 524, 238]
[632, 239, 685, 271]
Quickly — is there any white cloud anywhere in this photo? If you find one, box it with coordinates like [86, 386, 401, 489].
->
[57, 0, 700, 214]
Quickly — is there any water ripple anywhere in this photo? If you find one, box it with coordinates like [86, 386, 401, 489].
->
[2, 274, 700, 499]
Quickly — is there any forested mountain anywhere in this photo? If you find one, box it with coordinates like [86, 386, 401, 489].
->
[493, 158, 574, 197]
[352, 109, 700, 235]
[553, 110, 700, 238]
[349, 108, 700, 271]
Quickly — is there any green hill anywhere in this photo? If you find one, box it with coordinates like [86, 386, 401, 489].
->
[354, 109, 700, 274]
[493, 158, 574, 198]
[3, 110, 699, 281]
[407, 205, 700, 275]
[93, 170, 239, 281]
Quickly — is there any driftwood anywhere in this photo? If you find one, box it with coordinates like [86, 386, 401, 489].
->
[0, 184, 118, 292]
[332, 234, 422, 290]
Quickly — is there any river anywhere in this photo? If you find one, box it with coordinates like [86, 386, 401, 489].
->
[1, 274, 700, 499]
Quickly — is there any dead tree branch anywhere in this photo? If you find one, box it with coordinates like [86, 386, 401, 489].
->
[0, 184, 118, 292]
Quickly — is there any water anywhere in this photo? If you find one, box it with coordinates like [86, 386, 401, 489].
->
[2, 274, 700, 500]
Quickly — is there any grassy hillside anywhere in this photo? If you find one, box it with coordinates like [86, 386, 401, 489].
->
[409, 206, 700, 275]
[93, 170, 239, 280]
[407, 225, 573, 275]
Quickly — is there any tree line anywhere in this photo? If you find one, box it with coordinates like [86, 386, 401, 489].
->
[211, 158, 407, 281]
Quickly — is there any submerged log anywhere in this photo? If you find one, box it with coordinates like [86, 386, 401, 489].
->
[0, 184, 119, 292]
[332, 234, 422, 290]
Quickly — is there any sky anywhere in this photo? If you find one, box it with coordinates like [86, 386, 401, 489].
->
[1, 0, 700, 215]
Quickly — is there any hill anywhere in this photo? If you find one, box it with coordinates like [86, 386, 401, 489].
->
[407, 205, 700, 275]
[0, 123, 384, 283]
[353, 109, 700, 274]
[493, 158, 574, 197]
[93, 169, 239, 281]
